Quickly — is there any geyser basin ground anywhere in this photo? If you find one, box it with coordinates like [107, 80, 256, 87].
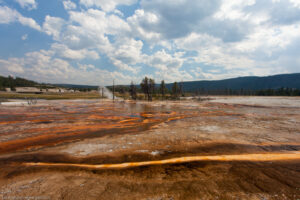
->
[0, 97, 300, 199]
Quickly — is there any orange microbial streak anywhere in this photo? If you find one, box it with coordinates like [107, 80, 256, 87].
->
[0, 102, 191, 154]
[24, 152, 300, 169]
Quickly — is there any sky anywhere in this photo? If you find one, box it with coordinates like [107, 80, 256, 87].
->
[0, 0, 300, 86]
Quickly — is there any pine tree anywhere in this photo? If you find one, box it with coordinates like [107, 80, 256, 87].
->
[140, 77, 150, 101]
[149, 79, 155, 101]
[160, 80, 167, 100]
[172, 82, 179, 99]
[179, 81, 183, 97]
[129, 81, 137, 100]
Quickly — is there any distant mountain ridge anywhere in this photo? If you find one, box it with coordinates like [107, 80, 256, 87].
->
[165, 73, 300, 92]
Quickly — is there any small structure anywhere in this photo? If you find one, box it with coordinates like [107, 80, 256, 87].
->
[5, 88, 11, 92]
[47, 88, 65, 93]
[15, 87, 41, 94]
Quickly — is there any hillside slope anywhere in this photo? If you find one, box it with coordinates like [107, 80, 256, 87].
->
[166, 73, 300, 92]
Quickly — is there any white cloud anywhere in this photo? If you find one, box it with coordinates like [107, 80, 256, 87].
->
[109, 38, 143, 64]
[127, 9, 162, 43]
[15, 0, 37, 10]
[175, 32, 256, 70]
[44, 9, 140, 72]
[113, 9, 124, 17]
[0, 58, 24, 73]
[78, 64, 95, 71]
[69, 9, 130, 36]
[109, 59, 138, 73]
[51, 43, 100, 60]
[18, 15, 41, 30]
[290, 0, 300, 8]
[43, 16, 66, 40]
[60, 25, 111, 50]
[234, 24, 300, 54]
[214, 0, 256, 21]
[79, 0, 137, 12]
[104, 37, 144, 73]
[155, 68, 193, 83]
[63, 0, 77, 10]
[45, 9, 128, 52]
[0, 6, 18, 23]
[21, 34, 28, 40]
[137, 0, 221, 39]
[0, 49, 133, 85]
[175, 21, 300, 78]
[0, 6, 41, 30]
[146, 50, 184, 70]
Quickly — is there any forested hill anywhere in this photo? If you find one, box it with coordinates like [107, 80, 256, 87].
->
[0, 75, 98, 91]
[167, 73, 300, 92]
[0, 75, 37, 89]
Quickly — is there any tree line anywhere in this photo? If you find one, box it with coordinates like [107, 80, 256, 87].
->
[0, 75, 37, 91]
[128, 77, 184, 101]
[126, 77, 300, 101]
[193, 87, 300, 96]
[0, 75, 62, 91]
[256, 88, 300, 96]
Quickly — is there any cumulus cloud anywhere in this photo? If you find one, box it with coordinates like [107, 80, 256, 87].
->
[0, 6, 17, 23]
[18, 15, 41, 31]
[0, 6, 41, 30]
[43, 16, 66, 40]
[0, 49, 133, 85]
[51, 43, 100, 60]
[78, 64, 95, 71]
[146, 50, 184, 70]
[137, 0, 221, 39]
[127, 0, 256, 43]
[108, 38, 143, 66]
[0, 59, 24, 74]
[155, 68, 193, 83]
[174, 33, 256, 70]
[79, 0, 138, 12]
[43, 9, 140, 72]
[127, 9, 162, 42]
[214, 0, 256, 21]
[63, 0, 77, 10]
[69, 9, 130, 36]
[15, 0, 37, 10]
[290, 0, 300, 8]
[244, 0, 300, 25]
[42, 9, 128, 51]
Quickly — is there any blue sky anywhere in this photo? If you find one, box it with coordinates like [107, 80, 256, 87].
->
[0, 0, 300, 85]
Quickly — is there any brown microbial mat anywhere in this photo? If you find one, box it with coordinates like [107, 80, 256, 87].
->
[0, 97, 300, 200]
